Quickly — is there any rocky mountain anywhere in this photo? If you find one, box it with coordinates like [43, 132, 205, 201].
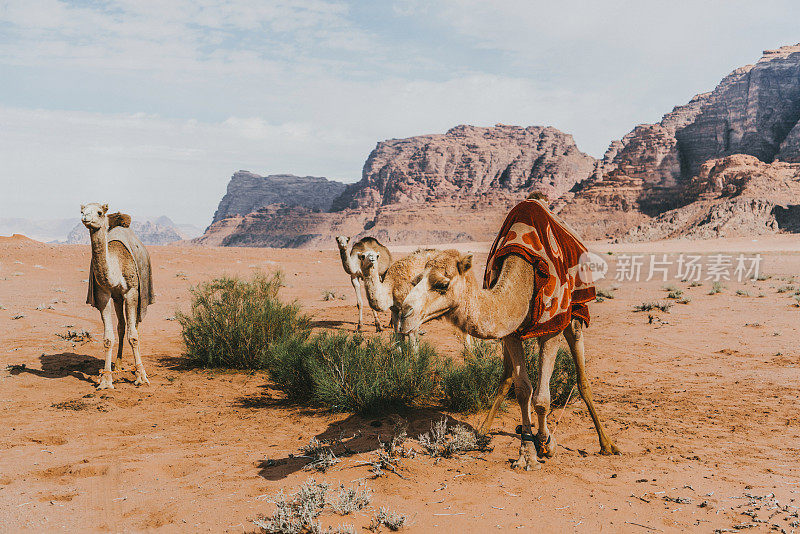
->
[0, 217, 76, 243]
[211, 172, 347, 224]
[66, 216, 200, 246]
[554, 44, 800, 239]
[199, 44, 800, 248]
[199, 125, 595, 247]
[332, 124, 595, 211]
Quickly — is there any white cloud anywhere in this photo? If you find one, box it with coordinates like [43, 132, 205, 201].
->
[2, 0, 800, 229]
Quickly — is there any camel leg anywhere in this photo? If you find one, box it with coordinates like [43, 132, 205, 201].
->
[97, 292, 115, 390]
[532, 333, 559, 458]
[563, 318, 619, 455]
[372, 307, 383, 332]
[351, 276, 364, 332]
[477, 338, 514, 435]
[507, 336, 539, 470]
[124, 290, 149, 386]
[113, 298, 125, 372]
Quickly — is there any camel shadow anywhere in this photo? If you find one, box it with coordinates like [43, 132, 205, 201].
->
[7, 352, 102, 384]
[253, 408, 479, 481]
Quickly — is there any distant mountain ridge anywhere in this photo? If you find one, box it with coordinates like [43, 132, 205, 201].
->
[198, 125, 595, 247]
[211, 172, 347, 224]
[198, 44, 800, 247]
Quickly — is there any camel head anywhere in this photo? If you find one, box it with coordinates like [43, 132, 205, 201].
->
[335, 235, 350, 250]
[80, 203, 109, 231]
[398, 249, 473, 334]
[357, 250, 380, 273]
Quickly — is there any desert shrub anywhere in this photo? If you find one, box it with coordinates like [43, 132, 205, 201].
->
[441, 340, 503, 412]
[524, 340, 577, 407]
[309, 334, 440, 414]
[266, 332, 441, 413]
[418, 417, 491, 457]
[735, 289, 750, 297]
[177, 271, 311, 369]
[667, 289, 683, 299]
[253, 478, 329, 534]
[441, 339, 576, 412]
[331, 484, 372, 515]
[677, 297, 692, 305]
[595, 287, 615, 300]
[634, 301, 672, 312]
[689, 281, 703, 287]
[368, 507, 407, 532]
[708, 281, 726, 295]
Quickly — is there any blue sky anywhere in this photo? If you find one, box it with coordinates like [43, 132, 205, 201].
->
[1, 0, 799, 226]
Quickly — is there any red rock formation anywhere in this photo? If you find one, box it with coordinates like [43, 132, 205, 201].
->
[556, 44, 800, 239]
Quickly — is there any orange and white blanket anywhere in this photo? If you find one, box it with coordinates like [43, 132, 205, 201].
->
[483, 199, 596, 339]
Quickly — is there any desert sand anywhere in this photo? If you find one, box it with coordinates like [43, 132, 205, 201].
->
[1, 234, 799, 533]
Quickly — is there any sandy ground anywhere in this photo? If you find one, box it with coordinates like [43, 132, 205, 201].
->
[1, 234, 799, 533]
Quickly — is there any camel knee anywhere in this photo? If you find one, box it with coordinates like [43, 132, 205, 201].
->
[533, 391, 550, 412]
[514, 378, 532, 401]
[127, 333, 139, 348]
[103, 337, 114, 349]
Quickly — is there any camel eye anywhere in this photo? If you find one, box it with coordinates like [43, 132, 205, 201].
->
[432, 279, 450, 292]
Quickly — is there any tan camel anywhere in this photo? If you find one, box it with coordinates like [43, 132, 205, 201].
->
[398, 250, 618, 470]
[358, 248, 437, 341]
[335, 236, 392, 331]
[81, 203, 153, 389]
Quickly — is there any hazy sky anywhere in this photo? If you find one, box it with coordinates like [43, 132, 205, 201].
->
[2, 1, 799, 227]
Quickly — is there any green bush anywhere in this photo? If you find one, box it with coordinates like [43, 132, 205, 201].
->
[177, 271, 311, 369]
[441, 340, 503, 412]
[441, 338, 577, 412]
[525, 340, 577, 407]
[309, 333, 440, 414]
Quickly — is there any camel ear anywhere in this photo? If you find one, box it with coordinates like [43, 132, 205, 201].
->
[80, 204, 85, 211]
[100, 203, 109, 214]
[457, 254, 473, 274]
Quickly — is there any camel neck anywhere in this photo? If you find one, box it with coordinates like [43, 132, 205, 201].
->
[449, 255, 535, 339]
[362, 264, 391, 311]
[338, 246, 358, 276]
[89, 226, 112, 287]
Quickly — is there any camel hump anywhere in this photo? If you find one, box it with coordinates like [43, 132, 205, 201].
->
[108, 212, 132, 229]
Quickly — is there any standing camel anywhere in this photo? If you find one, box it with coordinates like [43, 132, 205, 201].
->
[358, 248, 437, 342]
[335, 236, 392, 331]
[398, 198, 618, 470]
[82, 203, 154, 389]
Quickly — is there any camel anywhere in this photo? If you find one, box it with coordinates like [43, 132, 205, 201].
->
[81, 203, 153, 389]
[358, 248, 437, 342]
[335, 236, 392, 331]
[398, 249, 619, 470]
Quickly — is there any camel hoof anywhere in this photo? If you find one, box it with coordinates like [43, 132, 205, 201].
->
[511, 442, 540, 470]
[97, 376, 114, 390]
[535, 433, 556, 458]
[134, 367, 150, 386]
[600, 443, 621, 456]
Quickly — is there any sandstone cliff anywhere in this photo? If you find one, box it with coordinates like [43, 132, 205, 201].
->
[555, 44, 800, 239]
[199, 125, 595, 247]
[211, 171, 347, 223]
[333, 124, 595, 211]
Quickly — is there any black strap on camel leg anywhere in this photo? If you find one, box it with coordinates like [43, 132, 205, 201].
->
[515, 425, 551, 456]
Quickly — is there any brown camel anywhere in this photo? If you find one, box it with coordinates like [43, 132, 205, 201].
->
[358, 248, 437, 341]
[398, 249, 619, 470]
[335, 235, 392, 331]
[81, 203, 153, 389]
